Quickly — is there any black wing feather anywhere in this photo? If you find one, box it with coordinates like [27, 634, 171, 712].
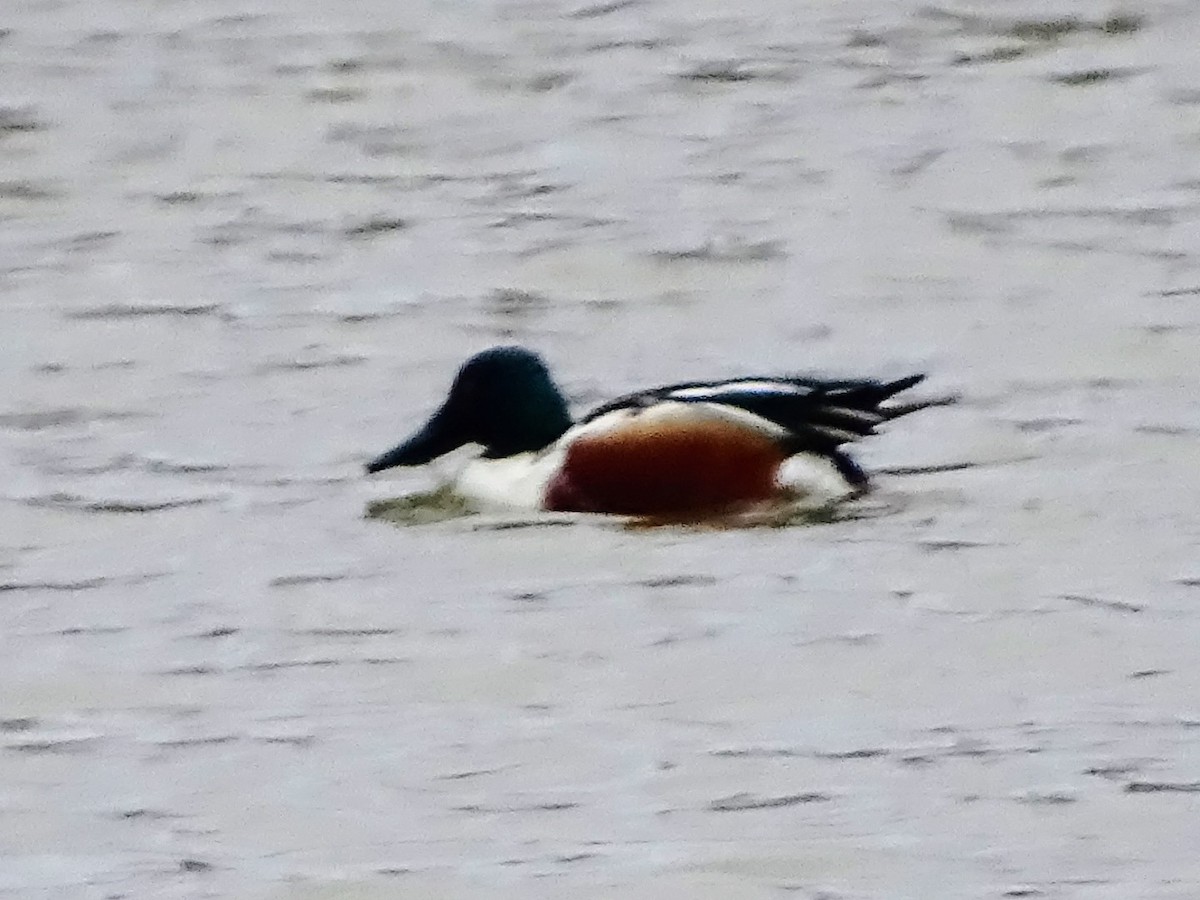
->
[580, 373, 929, 455]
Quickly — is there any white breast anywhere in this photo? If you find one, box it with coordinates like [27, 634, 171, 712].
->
[454, 448, 566, 511]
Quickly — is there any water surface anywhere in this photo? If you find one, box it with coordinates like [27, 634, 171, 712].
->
[2, 0, 1200, 897]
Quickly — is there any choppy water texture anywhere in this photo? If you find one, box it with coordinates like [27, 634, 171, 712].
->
[3, 0, 1200, 897]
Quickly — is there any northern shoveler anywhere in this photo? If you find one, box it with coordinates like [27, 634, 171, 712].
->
[365, 346, 942, 517]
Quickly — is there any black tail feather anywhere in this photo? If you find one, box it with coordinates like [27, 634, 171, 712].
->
[879, 391, 959, 421]
[829, 449, 870, 490]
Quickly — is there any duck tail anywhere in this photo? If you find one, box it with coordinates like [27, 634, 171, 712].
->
[878, 376, 958, 421]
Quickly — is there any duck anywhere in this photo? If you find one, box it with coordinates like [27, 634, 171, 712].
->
[365, 346, 943, 517]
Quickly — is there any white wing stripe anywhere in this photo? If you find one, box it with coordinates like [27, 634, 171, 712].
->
[668, 381, 808, 401]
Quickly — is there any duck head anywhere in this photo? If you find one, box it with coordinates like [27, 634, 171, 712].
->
[365, 346, 574, 473]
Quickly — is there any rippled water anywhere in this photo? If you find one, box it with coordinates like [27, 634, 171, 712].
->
[3, 0, 1200, 897]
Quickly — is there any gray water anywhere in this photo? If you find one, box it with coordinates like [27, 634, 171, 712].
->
[2, 0, 1200, 897]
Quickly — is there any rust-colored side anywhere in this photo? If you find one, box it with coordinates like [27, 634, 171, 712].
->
[543, 415, 787, 516]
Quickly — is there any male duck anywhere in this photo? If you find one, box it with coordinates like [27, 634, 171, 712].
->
[365, 346, 940, 517]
